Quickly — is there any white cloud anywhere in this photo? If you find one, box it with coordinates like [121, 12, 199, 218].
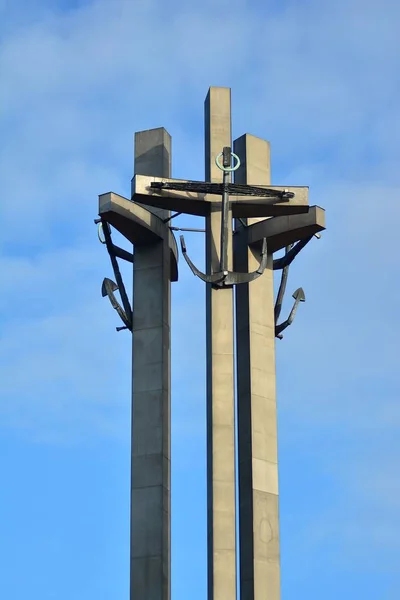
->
[0, 238, 206, 443]
[2, 0, 398, 242]
[0, 242, 132, 442]
[0, 0, 399, 580]
[0, 0, 397, 440]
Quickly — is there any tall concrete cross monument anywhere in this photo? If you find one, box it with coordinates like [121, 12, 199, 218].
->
[96, 87, 325, 600]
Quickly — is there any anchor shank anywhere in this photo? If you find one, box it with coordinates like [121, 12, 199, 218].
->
[274, 245, 292, 323]
[102, 219, 132, 322]
[220, 161, 231, 274]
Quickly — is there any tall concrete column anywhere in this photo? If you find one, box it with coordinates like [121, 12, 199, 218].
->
[131, 128, 172, 600]
[234, 135, 280, 600]
[205, 88, 237, 600]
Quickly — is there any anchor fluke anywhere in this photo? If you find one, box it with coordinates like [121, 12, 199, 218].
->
[220, 237, 268, 286]
[178, 147, 269, 287]
[292, 287, 306, 303]
[180, 235, 227, 285]
[102, 277, 118, 297]
[101, 277, 132, 332]
[275, 286, 306, 338]
[180, 235, 268, 287]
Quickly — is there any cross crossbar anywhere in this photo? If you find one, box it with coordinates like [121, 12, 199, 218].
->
[131, 174, 309, 217]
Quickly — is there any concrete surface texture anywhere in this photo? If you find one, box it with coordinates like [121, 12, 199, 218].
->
[234, 134, 281, 600]
[131, 128, 172, 600]
[205, 87, 237, 600]
[121, 89, 325, 600]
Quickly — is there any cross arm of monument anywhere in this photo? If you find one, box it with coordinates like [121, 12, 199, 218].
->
[131, 175, 310, 218]
[98, 191, 179, 282]
[96, 191, 179, 332]
[232, 190, 325, 338]
[241, 205, 326, 255]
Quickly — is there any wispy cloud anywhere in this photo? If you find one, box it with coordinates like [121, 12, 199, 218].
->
[1, 0, 399, 594]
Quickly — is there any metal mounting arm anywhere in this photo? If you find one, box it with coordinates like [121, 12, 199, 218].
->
[95, 218, 134, 263]
[273, 236, 313, 270]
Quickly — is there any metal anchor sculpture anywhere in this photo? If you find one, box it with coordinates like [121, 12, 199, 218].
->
[275, 286, 306, 339]
[273, 234, 320, 339]
[180, 147, 267, 286]
[274, 243, 306, 339]
[95, 94, 327, 600]
[101, 278, 132, 331]
[95, 218, 133, 332]
[151, 146, 294, 287]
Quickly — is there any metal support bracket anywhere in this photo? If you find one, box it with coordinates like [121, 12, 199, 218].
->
[273, 236, 313, 270]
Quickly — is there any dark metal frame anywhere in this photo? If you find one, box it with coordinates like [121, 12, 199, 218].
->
[175, 147, 269, 287]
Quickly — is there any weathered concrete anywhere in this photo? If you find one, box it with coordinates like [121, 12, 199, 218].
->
[131, 128, 172, 600]
[96, 88, 326, 600]
[234, 134, 281, 600]
[205, 87, 237, 600]
[245, 207, 324, 253]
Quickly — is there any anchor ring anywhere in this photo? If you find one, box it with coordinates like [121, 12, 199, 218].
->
[97, 221, 106, 244]
[215, 151, 241, 172]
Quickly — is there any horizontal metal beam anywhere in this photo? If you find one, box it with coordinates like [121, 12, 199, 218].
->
[131, 175, 309, 218]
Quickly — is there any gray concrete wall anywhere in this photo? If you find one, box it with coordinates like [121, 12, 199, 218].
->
[205, 88, 237, 600]
[131, 128, 172, 600]
[234, 134, 281, 600]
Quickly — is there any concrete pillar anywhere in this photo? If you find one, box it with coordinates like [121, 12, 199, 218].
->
[131, 128, 172, 600]
[205, 88, 237, 600]
[234, 135, 280, 600]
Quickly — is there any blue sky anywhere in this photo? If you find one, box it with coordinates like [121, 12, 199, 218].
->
[1, 0, 399, 598]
